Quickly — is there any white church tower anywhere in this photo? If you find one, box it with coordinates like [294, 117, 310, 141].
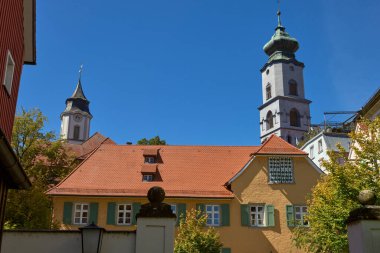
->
[259, 11, 311, 145]
[60, 77, 92, 144]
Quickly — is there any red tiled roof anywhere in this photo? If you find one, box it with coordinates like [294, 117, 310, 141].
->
[48, 145, 261, 198]
[65, 132, 116, 159]
[48, 135, 306, 198]
[143, 149, 158, 156]
[141, 164, 158, 173]
[252, 134, 307, 155]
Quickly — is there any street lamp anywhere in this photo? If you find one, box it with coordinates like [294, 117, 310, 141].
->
[79, 222, 105, 253]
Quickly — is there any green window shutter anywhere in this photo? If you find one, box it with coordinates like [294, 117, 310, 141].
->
[107, 202, 116, 225]
[240, 204, 250, 226]
[221, 204, 230, 226]
[89, 203, 99, 224]
[176, 203, 186, 226]
[63, 202, 73, 225]
[132, 202, 141, 225]
[286, 205, 295, 227]
[221, 248, 231, 253]
[266, 204, 275, 227]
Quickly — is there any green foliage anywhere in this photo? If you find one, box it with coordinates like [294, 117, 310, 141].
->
[297, 127, 321, 148]
[174, 209, 223, 253]
[137, 136, 166, 145]
[293, 117, 380, 252]
[5, 108, 76, 229]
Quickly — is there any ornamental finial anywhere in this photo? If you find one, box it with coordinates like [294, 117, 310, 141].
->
[277, 0, 282, 27]
[78, 64, 84, 81]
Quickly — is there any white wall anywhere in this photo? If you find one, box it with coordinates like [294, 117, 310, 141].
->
[1, 231, 135, 253]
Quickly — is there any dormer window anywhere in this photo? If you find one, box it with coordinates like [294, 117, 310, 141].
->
[143, 174, 153, 182]
[145, 156, 156, 164]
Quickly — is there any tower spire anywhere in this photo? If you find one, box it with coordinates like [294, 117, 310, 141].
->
[277, 0, 282, 27]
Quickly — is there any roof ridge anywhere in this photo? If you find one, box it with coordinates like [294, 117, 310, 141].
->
[46, 141, 105, 194]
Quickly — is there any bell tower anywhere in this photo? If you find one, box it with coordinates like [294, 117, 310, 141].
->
[258, 10, 311, 145]
[60, 72, 92, 144]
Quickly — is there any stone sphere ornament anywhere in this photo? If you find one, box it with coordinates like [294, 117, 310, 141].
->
[358, 189, 376, 205]
[147, 186, 165, 204]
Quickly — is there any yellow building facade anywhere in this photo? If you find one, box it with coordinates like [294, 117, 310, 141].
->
[49, 136, 322, 253]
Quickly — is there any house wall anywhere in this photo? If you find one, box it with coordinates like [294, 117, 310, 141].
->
[0, 0, 25, 141]
[227, 156, 320, 253]
[51, 156, 321, 253]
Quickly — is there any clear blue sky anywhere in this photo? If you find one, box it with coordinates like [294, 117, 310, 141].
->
[19, 0, 380, 145]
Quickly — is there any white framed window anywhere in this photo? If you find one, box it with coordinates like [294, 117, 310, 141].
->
[250, 205, 265, 227]
[142, 174, 153, 182]
[145, 156, 156, 163]
[3, 50, 15, 95]
[170, 204, 177, 215]
[294, 206, 309, 227]
[117, 204, 132, 225]
[206, 205, 220, 226]
[74, 203, 89, 225]
[318, 140, 323, 153]
[310, 145, 315, 159]
[268, 157, 294, 183]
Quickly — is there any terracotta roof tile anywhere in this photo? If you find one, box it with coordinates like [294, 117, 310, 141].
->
[48, 145, 260, 198]
[143, 149, 158, 156]
[252, 134, 307, 155]
[141, 164, 158, 173]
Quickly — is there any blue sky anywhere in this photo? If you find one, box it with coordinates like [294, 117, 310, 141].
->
[19, 0, 380, 145]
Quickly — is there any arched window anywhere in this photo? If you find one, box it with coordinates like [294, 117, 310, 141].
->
[289, 80, 298, 96]
[290, 109, 300, 127]
[73, 125, 80, 140]
[287, 135, 292, 144]
[266, 111, 274, 130]
[266, 84, 272, 100]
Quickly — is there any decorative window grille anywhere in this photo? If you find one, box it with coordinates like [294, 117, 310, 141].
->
[268, 157, 294, 183]
[117, 204, 132, 225]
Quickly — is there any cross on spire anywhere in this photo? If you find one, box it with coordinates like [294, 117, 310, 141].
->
[277, 0, 282, 27]
[78, 64, 84, 81]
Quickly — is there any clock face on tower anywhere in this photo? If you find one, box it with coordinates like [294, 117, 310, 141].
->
[74, 114, 82, 122]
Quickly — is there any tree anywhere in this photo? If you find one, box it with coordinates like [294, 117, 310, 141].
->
[174, 209, 223, 253]
[293, 117, 380, 252]
[137, 136, 166, 145]
[5, 108, 77, 229]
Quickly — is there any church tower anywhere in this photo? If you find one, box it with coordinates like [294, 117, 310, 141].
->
[259, 11, 311, 145]
[60, 78, 92, 144]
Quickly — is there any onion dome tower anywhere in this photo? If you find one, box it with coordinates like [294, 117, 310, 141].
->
[258, 10, 311, 145]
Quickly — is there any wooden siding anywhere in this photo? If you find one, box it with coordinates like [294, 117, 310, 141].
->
[0, 0, 25, 141]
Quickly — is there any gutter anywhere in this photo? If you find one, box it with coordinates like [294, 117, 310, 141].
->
[0, 130, 31, 189]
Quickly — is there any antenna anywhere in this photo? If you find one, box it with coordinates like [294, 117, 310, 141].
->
[78, 64, 84, 81]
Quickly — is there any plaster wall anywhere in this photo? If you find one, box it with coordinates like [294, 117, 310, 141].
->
[1, 230, 135, 253]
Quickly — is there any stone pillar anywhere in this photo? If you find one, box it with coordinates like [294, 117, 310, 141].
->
[135, 187, 176, 253]
[347, 190, 380, 253]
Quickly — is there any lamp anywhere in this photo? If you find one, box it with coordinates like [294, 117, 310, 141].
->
[79, 222, 105, 253]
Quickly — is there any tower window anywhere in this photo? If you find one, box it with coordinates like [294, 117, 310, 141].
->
[289, 109, 300, 127]
[289, 80, 298, 96]
[266, 111, 274, 130]
[266, 69, 270, 75]
[266, 84, 272, 100]
[289, 65, 294, 71]
[73, 125, 80, 140]
[3, 50, 15, 95]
